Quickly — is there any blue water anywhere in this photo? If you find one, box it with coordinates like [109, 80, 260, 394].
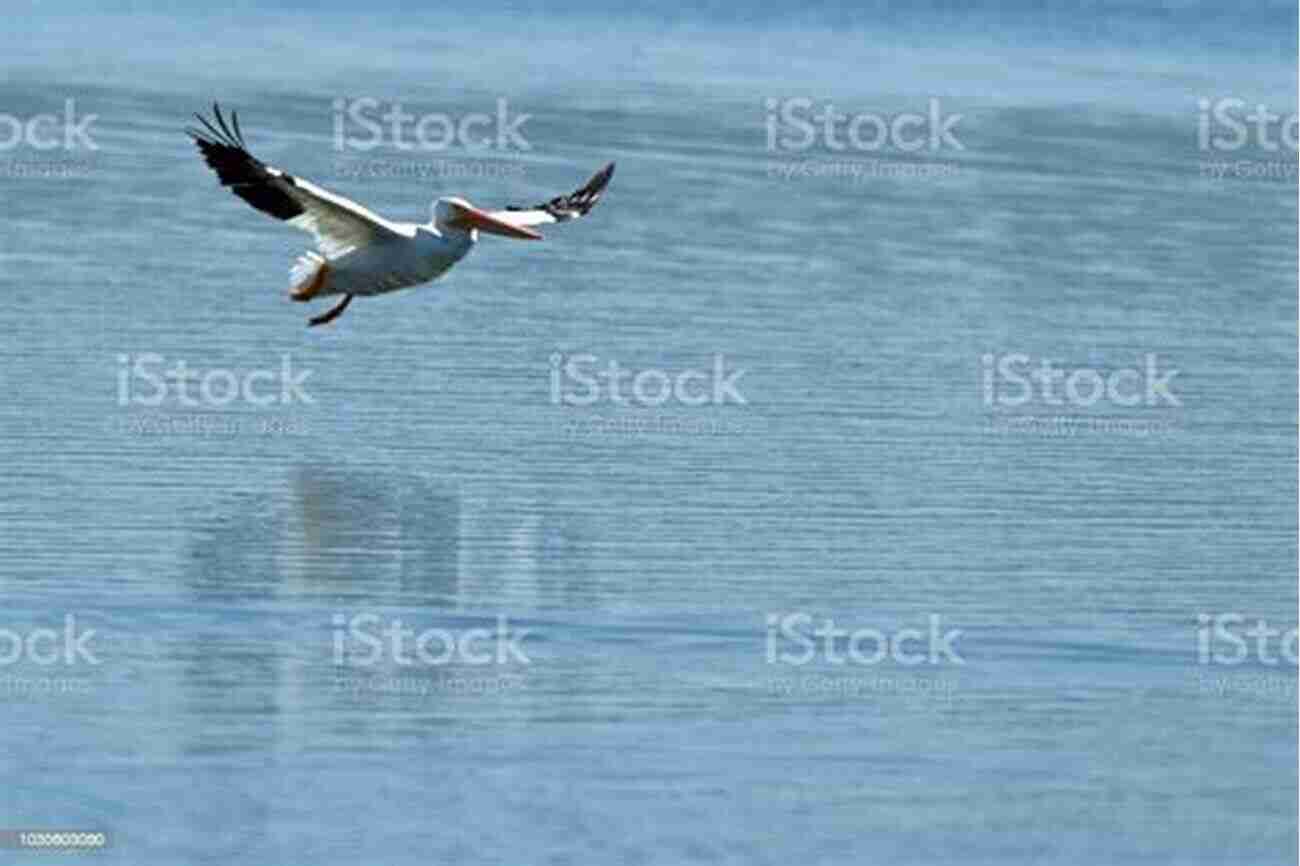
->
[0, 3, 1296, 864]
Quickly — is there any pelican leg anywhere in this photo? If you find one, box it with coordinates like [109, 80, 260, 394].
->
[308, 294, 353, 327]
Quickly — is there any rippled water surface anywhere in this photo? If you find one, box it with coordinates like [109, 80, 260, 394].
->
[0, 3, 1296, 864]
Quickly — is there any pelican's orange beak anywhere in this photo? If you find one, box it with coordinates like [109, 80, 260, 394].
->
[448, 204, 543, 240]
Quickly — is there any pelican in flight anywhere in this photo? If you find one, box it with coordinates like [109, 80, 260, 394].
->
[187, 104, 614, 326]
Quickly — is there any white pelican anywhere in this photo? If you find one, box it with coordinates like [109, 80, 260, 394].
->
[188, 104, 615, 326]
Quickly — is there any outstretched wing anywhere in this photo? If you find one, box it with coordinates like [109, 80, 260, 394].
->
[187, 103, 404, 258]
[489, 162, 615, 230]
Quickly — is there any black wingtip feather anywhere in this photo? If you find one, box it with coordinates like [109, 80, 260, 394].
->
[214, 104, 233, 143]
[505, 161, 616, 220]
[193, 111, 232, 148]
[187, 104, 305, 222]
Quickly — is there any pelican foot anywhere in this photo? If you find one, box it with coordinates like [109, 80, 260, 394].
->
[307, 294, 353, 327]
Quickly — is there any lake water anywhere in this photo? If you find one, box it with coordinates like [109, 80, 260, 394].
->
[0, 2, 1296, 863]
